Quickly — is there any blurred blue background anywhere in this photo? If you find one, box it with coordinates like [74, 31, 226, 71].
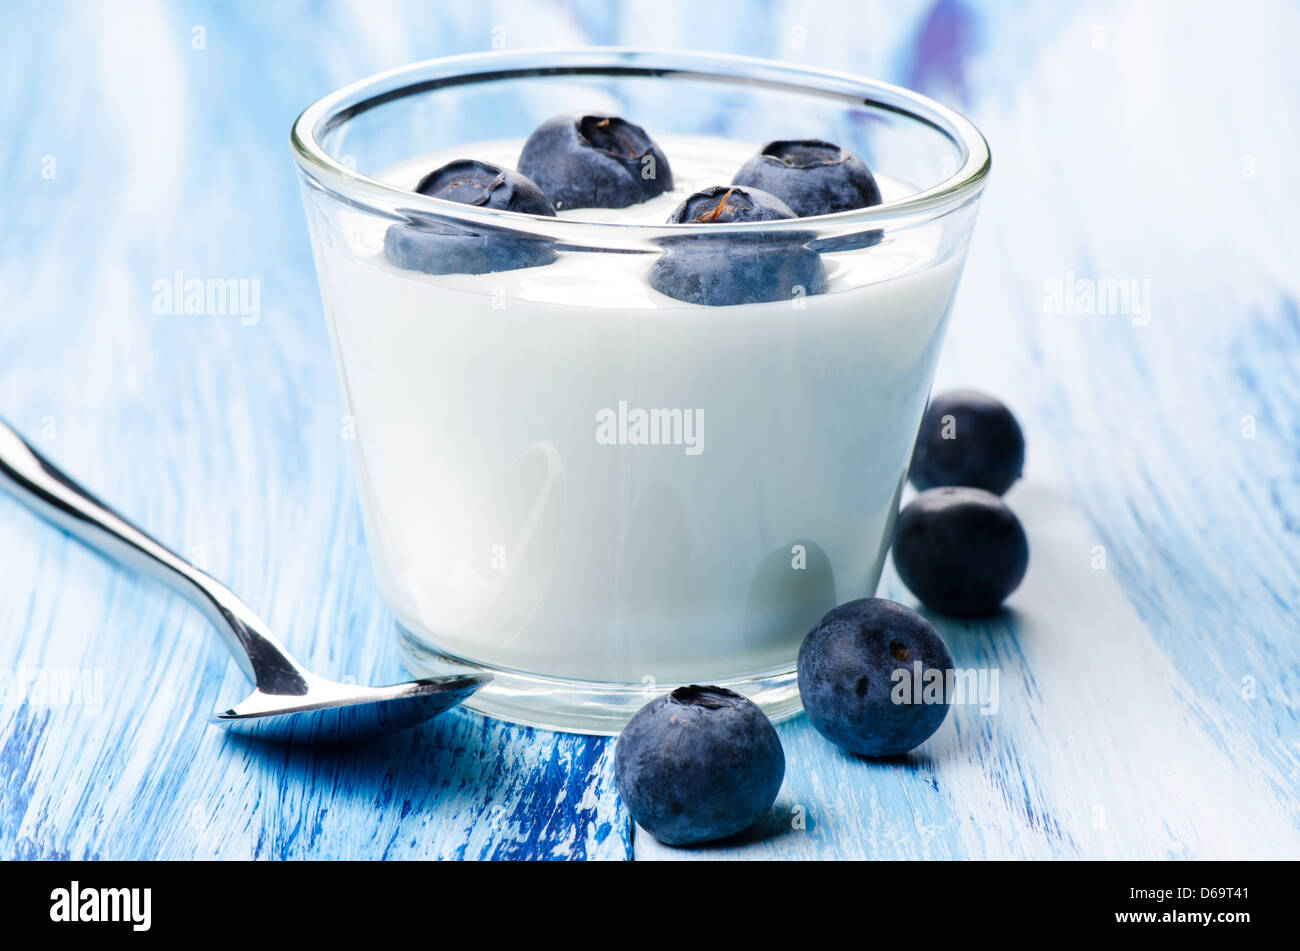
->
[2, 1, 1298, 860]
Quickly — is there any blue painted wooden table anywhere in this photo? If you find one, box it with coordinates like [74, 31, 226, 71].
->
[3, 0, 1298, 860]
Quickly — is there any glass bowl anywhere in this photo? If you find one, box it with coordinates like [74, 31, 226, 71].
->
[291, 48, 990, 734]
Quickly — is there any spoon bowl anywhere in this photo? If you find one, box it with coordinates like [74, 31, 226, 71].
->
[214, 673, 490, 742]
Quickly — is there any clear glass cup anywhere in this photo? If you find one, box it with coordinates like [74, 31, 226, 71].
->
[291, 49, 990, 734]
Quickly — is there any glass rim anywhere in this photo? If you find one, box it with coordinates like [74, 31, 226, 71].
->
[290, 47, 991, 242]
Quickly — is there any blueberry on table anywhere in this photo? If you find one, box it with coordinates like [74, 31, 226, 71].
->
[614, 685, 785, 846]
[892, 487, 1029, 616]
[732, 140, 882, 217]
[798, 598, 954, 757]
[648, 185, 828, 306]
[384, 159, 557, 275]
[517, 113, 673, 209]
[909, 389, 1025, 495]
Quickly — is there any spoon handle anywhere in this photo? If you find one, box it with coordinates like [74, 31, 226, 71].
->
[0, 417, 309, 694]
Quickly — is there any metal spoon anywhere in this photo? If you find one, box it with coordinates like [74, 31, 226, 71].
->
[0, 417, 489, 743]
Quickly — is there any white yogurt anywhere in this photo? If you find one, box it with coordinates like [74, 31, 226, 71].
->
[310, 135, 967, 684]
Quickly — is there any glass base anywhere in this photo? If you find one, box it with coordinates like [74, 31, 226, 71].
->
[397, 625, 805, 736]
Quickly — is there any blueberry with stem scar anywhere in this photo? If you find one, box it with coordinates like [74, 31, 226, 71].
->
[649, 185, 827, 307]
[615, 685, 785, 846]
[798, 598, 954, 757]
[732, 139, 882, 217]
[384, 159, 557, 275]
[518, 113, 673, 209]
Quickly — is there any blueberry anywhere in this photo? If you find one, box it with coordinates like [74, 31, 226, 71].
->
[517, 113, 673, 210]
[648, 185, 828, 306]
[909, 389, 1025, 495]
[413, 159, 557, 214]
[798, 598, 954, 757]
[667, 184, 798, 224]
[892, 487, 1029, 616]
[384, 159, 557, 275]
[732, 140, 882, 217]
[614, 685, 785, 846]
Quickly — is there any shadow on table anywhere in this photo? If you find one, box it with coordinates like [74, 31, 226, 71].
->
[643, 797, 807, 853]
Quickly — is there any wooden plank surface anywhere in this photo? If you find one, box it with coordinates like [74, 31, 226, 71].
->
[2, 0, 1298, 860]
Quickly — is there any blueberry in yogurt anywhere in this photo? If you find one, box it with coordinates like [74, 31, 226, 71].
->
[406, 159, 556, 213]
[892, 487, 1029, 616]
[518, 113, 673, 209]
[648, 185, 828, 307]
[732, 140, 882, 217]
[909, 389, 1025, 495]
[614, 685, 785, 846]
[669, 184, 796, 224]
[798, 598, 954, 757]
[384, 159, 557, 275]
